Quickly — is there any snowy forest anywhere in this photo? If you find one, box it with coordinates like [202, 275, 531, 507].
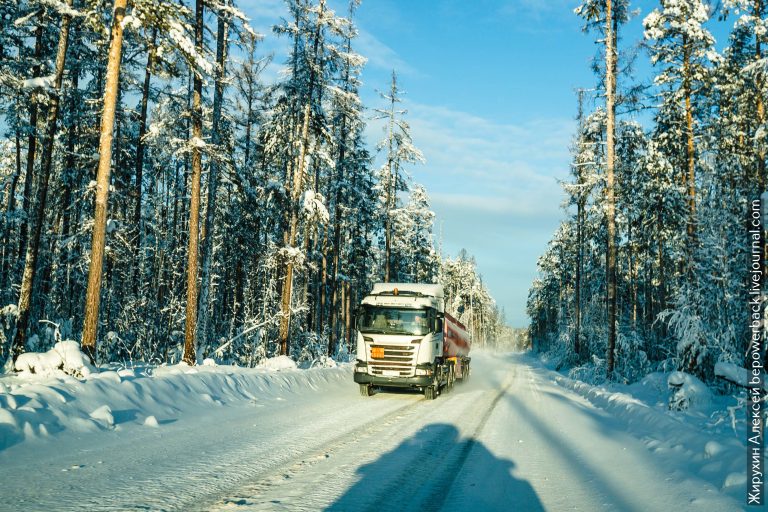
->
[528, 0, 765, 384]
[0, 0, 505, 368]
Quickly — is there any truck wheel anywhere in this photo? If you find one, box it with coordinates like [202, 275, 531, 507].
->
[446, 364, 455, 392]
[359, 384, 373, 397]
[424, 385, 436, 400]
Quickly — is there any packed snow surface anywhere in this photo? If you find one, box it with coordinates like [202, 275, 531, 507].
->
[0, 352, 746, 511]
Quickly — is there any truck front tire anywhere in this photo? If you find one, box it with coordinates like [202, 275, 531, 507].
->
[359, 384, 374, 397]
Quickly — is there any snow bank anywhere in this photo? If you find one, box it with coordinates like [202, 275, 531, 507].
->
[0, 355, 350, 452]
[554, 373, 745, 499]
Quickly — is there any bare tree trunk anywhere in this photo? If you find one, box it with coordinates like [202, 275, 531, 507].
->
[197, 6, 230, 352]
[18, 19, 44, 266]
[605, 0, 618, 377]
[132, 29, 156, 294]
[574, 89, 585, 360]
[383, 72, 397, 283]
[60, 66, 80, 318]
[81, 0, 127, 361]
[10, 1, 74, 364]
[182, 0, 205, 366]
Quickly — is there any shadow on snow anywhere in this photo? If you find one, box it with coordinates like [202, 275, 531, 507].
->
[326, 423, 544, 512]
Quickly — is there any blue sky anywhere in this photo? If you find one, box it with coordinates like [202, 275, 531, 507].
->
[243, 0, 734, 327]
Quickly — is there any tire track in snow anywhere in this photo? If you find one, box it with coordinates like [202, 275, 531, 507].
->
[200, 393, 431, 511]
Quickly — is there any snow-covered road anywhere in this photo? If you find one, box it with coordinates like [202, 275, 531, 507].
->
[0, 353, 744, 511]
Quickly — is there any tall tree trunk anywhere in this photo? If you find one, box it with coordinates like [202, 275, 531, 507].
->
[132, 29, 156, 294]
[9, 1, 74, 364]
[182, 0, 205, 366]
[383, 72, 397, 283]
[197, 6, 230, 351]
[278, 102, 311, 355]
[60, 65, 80, 318]
[278, 0, 326, 356]
[605, 0, 618, 377]
[574, 89, 585, 360]
[682, 35, 696, 240]
[328, 45, 352, 354]
[80, 0, 127, 361]
[18, 19, 44, 266]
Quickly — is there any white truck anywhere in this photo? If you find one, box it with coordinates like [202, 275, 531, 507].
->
[353, 283, 471, 400]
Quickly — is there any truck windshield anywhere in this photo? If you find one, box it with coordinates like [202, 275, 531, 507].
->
[358, 307, 432, 336]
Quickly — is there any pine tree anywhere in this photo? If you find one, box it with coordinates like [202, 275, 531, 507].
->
[644, 0, 716, 240]
[575, 0, 631, 377]
[181, 0, 205, 366]
[81, 0, 127, 362]
[374, 71, 424, 282]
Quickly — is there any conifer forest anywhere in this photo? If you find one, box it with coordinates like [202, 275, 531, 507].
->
[0, 0, 504, 368]
[528, 0, 766, 385]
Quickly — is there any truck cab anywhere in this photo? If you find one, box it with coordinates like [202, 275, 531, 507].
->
[354, 283, 457, 399]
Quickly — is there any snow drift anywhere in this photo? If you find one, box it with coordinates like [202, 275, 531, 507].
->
[0, 344, 349, 452]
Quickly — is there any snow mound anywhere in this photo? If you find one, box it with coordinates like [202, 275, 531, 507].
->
[260, 355, 298, 371]
[89, 405, 115, 429]
[15, 341, 95, 379]
[667, 371, 711, 411]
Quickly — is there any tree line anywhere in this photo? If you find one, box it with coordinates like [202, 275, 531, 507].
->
[528, 0, 765, 383]
[0, 0, 505, 368]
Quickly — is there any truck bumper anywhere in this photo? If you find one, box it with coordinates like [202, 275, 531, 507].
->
[354, 365, 433, 388]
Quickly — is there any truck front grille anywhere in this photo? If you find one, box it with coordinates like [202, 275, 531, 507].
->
[369, 344, 416, 377]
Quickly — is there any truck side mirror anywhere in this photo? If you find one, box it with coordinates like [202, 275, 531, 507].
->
[435, 316, 443, 333]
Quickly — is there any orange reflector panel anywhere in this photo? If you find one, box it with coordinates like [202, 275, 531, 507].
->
[371, 347, 385, 359]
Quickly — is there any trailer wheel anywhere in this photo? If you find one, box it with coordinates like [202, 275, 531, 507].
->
[424, 385, 436, 400]
[359, 384, 374, 397]
[446, 364, 455, 393]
